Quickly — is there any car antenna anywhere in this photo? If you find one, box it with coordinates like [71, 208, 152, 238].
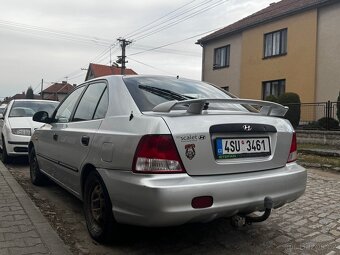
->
[129, 111, 134, 121]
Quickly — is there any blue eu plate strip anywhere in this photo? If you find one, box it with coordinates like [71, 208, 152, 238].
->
[216, 139, 223, 156]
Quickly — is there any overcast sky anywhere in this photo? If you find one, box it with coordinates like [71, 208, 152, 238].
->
[0, 0, 274, 100]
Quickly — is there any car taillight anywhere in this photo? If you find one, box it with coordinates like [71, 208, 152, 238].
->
[132, 135, 186, 174]
[287, 132, 297, 163]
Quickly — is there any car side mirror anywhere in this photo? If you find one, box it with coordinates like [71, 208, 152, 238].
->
[0, 114, 3, 120]
[33, 111, 51, 123]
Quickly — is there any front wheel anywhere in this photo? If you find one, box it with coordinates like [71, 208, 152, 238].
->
[83, 171, 116, 243]
[1, 138, 10, 164]
[29, 147, 47, 186]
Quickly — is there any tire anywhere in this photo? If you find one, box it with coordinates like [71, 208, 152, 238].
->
[83, 171, 116, 243]
[29, 147, 47, 186]
[1, 138, 10, 164]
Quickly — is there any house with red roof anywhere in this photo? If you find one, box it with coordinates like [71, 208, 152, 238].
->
[85, 63, 137, 81]
[41, 81, 75, 102]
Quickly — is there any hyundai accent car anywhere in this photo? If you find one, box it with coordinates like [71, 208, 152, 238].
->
[29, 75, 306, 242]
[0, 99, 59, 163]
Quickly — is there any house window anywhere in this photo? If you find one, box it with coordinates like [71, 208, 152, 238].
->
[264, 29, 287, 58]
[262, 79, 285, 99]
[213, 45, 230, 69]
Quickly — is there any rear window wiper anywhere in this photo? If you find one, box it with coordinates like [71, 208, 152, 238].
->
[138, 85, 194, 101]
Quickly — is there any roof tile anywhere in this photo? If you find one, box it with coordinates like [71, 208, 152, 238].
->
[198, 0, 334, 43]
[90, 63, 137, 77]
[42, 82, 74, 94]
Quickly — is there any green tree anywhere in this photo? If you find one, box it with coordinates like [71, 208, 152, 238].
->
[265, 95, 278, 103]
[26, 86, 34, 99]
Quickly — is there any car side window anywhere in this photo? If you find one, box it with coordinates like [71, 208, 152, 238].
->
[73, 82, 107, 121]
[93, 87, 108, 120]
[55, 86, 85, 123]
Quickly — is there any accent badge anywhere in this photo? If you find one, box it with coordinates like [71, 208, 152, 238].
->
[185, 144, 196, 160]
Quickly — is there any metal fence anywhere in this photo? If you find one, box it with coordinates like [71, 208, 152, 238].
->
[284, 101, 339, 130]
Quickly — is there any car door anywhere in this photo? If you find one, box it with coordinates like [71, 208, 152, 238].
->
[52, 81, 108, 195]
[36, 85, 86, 183]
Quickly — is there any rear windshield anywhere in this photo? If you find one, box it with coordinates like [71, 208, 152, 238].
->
[123, 76, 247, 112]
[9, 101, 59, 117]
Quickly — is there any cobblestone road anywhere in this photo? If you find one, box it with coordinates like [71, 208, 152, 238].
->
[5, 161, 340, 255]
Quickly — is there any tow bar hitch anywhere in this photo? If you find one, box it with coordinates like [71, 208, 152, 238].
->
[231, 197, 273, 227]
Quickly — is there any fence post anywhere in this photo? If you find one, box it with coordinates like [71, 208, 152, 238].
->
[326, 101, 331, 130]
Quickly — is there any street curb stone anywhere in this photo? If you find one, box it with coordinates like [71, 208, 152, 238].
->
[0, 161, 72, 255]
[299, 148, 340, 157]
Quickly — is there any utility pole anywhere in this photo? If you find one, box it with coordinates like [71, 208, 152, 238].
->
[110, 47, 112, 66]
[117, 38, 132, 75]
[41, 79, 43, 99]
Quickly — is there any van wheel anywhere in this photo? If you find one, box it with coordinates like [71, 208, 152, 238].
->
[29, 147, 47, 186]
[1, 138, 10, 164]
[84, 171, 115, 243]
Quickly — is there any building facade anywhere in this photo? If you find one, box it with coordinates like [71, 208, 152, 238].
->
[198, 0, 340, 103]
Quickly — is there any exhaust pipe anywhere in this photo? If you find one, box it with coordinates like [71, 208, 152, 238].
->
[231, 197, 273, 227]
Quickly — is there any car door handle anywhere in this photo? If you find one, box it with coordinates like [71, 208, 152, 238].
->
[81, 136, 90, 146]
[53, 133, 58, 141]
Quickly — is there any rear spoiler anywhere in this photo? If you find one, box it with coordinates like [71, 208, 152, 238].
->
[152, 98, 288, 117]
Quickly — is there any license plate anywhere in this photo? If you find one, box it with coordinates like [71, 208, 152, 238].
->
[215, 137, 271, 159]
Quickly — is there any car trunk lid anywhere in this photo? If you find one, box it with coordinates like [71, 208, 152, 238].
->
[161, 114, 293, 176]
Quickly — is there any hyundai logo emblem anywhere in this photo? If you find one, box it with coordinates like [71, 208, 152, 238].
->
[243, 125, 252, 131]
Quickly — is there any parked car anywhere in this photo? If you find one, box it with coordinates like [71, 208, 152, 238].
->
[29, 75, 306, 242]
[0, 99, 59, 163]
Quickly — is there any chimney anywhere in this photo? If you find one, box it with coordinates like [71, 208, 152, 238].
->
[62, 81, 67, 84]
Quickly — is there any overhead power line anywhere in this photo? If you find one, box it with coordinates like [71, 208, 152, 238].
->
[129, 25, 226, 57]
[0, 19, 112, 47]
[127, 56, 177, 76]
[131, 43, 199, 57]
[126, 0, 213, 39]
[6, 0, 233, 92]
[124, 0, 198, 38]
[131, 0, 228, 41]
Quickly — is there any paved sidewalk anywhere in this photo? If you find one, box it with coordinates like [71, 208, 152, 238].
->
[0, 162, 71, 255]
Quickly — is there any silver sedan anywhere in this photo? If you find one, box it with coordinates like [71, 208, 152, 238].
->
[29, 75, 306, 242]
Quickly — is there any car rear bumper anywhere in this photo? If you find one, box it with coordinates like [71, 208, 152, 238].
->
[98, 163, 306, 227]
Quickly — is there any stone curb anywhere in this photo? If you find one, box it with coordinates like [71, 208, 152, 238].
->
[299, 161, 340, 173]
[0, 161, 72, 255]
[299, 148, 340, 157]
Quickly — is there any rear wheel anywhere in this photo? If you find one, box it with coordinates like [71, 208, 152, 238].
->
[83, 171, 116, 243]
[29, 147, 47, 186]
[1, 138, 10, 164]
